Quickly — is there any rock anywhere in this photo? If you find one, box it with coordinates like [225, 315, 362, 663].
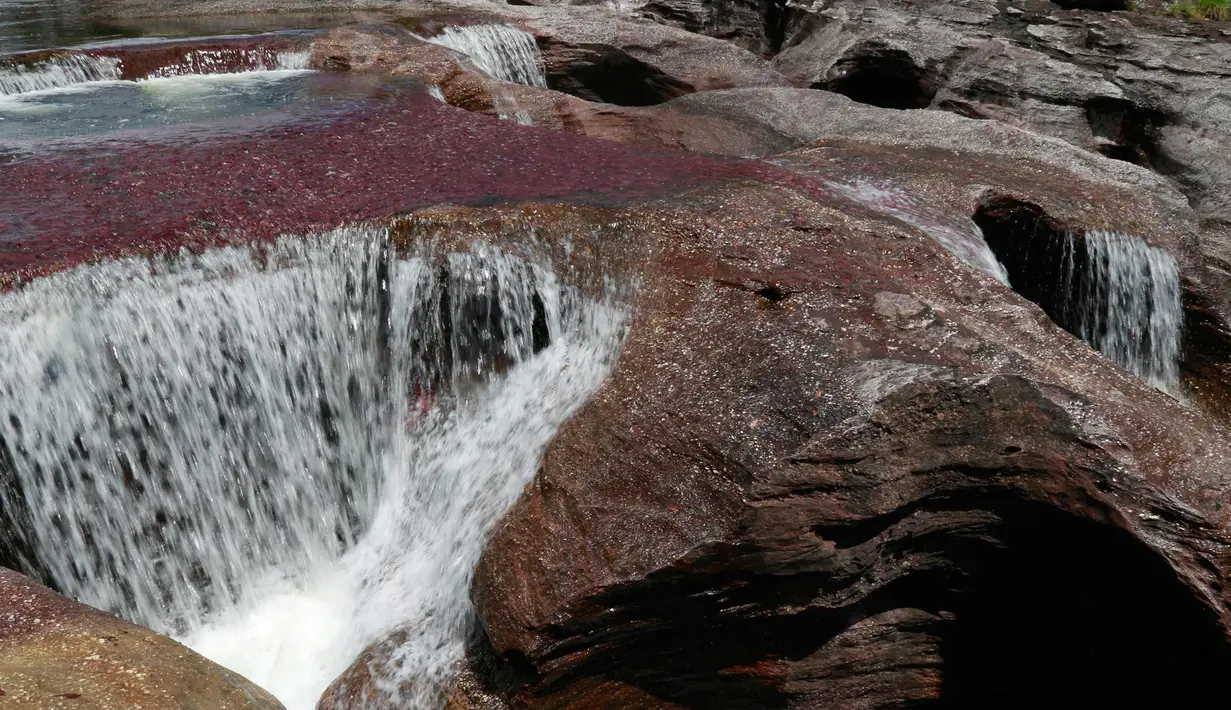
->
[89, 0, 401, 17]
[537, 36, 694, 106]
[774, 12, 970, 108]
[317, 628, 511, 710]
[514, 4, 788, 95]
[15, 5, 1231, 707]
[316, 630, 415, 710]
[1052, 0, 1130, 8]
[765, 0, 1231, 302]
[309, 26, 446, 75]
[933, 38, 1126, 148]
[456, 167, 1231, 707]
[0, 34, 311, 82]
[0, 567, 283, 709]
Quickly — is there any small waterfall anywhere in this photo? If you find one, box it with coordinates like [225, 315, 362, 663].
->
[0, 227, 627, 709]
[143, 49, 311, 79]
[0, 53, 121, 96]
[427, 25, 548, 89]
[1062, 229, 1182, 391]
[829, 180, 1011, 284]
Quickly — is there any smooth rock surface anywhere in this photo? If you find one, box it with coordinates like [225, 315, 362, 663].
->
[0, 568, 283, 709]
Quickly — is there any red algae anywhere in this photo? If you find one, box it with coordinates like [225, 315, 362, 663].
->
[0, 88, 761, 281]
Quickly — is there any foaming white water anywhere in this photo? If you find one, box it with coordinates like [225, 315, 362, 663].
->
[135, 67, 312, 95]
[828, 180, 1011, 285]
[0, 49, 309, 100]
[0, 227, 627, 709]
[427, 24, 548, 89]
[1062, 229, 1182, 392]
[144, 48, 311, 78]
[0, 53, 120, 95]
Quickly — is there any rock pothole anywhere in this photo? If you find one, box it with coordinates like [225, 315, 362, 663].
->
[814, 41, 938, 110]
[973, 196, 1080, 327]
[537, 37, 695, 106]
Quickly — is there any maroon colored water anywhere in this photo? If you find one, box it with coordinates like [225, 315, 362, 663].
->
[0, 84, 766, 281]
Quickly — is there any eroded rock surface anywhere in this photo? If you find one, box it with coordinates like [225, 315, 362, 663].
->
[454, 176, 1231, 707]
[0, 568, 283, 709]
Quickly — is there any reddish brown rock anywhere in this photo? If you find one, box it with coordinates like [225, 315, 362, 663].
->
[316, 630, 413, 710]
[0, 567, 282, 709]
[448, 166, 1231, 707]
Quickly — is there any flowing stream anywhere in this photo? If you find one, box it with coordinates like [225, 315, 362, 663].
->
[0, 227, 628, 709]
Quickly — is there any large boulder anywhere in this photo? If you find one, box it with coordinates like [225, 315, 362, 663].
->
[455, 153, 1231, 707]
[0, 568, 283, 709]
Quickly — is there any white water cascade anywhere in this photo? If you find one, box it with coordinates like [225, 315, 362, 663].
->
[144, 48, 311, 79]
[426, 25, 548, 89]
[0, 53, 121, 95]
[1062, 229, 1182, 392]
[426, 24, 546, 125]
[0, 227, 628, 709]
[0, 49, 310, 99]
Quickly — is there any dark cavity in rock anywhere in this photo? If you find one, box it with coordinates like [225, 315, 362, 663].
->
[539, 38, 695, 106]
[940, 495, 1231, 707]
[815, 42, 938, 110]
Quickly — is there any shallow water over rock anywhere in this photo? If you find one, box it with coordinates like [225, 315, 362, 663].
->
[0, 66, 388, 141]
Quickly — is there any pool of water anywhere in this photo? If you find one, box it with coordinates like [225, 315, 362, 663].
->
[0, 0, 135, 53]
[0, 69, 408, 149]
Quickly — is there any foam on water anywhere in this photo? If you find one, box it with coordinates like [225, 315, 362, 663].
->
[0, 53, 121, 95]
[1062, 229, 1182, 392]
[0, 227, 628, 709]
[427, 24, 548, 89]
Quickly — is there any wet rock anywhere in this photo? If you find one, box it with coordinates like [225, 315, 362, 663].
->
[316, 630, 414, 710]
[16, 6, 1231, 707]
[317, 629, 512, 710]
[309, 26, 443, 74]
[0, 567, 283, 709]
[766, 0, 1231, 306]
[0, 34, 311, 82]
[452, 176, 1231, 707]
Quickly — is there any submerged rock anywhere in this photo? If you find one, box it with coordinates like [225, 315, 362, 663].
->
[0, 568, 283, 709]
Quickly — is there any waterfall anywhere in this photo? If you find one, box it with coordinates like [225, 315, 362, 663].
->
[426, 25, 548, 89]
[1062, 229, 1182, 392]
[0, 49, 310, 99]
[0, 227, 628, 710]
[0, 53, 121, 96]
[143, 49, 311, 79]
